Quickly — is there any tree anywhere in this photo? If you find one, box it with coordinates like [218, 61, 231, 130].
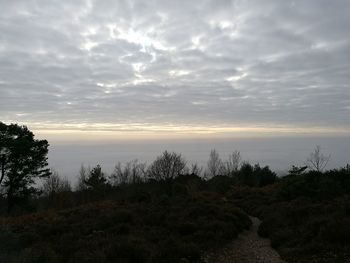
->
[189, 163, 203, 176]
[255, 164, 276, 187]
[238, 162, 256, 186]
[84, 164, 107, 190]
[42, 171, 72, 209]
[237, 162, 276, 187]
[206, 149, 224, 178]
[147, 151, 187, 181]
[110, 159, 146, 186]
[76, 164, 89, 191]
[42, 170, 71, 197]
[222, 150, 241, 177]
[0, 122, 51, 212]
[306, 145, 331, 172]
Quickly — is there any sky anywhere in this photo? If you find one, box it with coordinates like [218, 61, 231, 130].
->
[1, 0, 350, 141]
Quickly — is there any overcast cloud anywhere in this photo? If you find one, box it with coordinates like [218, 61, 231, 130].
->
[1, 0, 350, 134]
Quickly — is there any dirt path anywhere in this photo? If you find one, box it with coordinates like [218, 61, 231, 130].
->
[203, 216, 286, 263]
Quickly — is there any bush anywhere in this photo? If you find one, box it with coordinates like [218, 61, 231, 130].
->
[0, 228, 23, 263]
[229, 169, 350, 263]
[1, 191, 251, 263]
[107, 238, 150, 263]
[207, 175, 235, 193]
[320, 218, 350, 244]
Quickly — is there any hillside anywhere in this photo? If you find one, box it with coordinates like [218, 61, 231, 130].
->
[0, 184, 250, 263]
[1, 167, 350, 262]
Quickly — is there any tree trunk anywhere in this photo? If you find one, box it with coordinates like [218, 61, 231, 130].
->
[7, 187, 14, 214]
[0, 155, 5, 185]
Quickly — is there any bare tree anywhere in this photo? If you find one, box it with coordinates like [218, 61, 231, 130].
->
[42, 170, 60, 196]
[60, 178, 72, 192]
[42, 170, 71, 197]
[147, 151, 187, 181]
[306, 145, 331, 172]
[130, 159, 147, 183]
[110, 159, 147, 186]
[111, 162, 130, 185]
[206, 149, 224, 178]
[75, 164, 89, 191]
[222, 150, 242, 176]
[189, 163, 203, 176]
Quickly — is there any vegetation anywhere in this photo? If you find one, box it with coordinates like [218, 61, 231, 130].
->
[147, 151, 187, 182]
[229, 166, 350, 262]
[0, 122, 50, 213]
[1, 122, 349, 262]
[0, 176, 252, 263]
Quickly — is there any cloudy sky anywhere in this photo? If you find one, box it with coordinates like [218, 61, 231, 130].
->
[1, 0, 350, 140]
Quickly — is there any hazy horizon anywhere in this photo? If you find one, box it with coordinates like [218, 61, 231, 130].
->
[46, 136, 350, 183]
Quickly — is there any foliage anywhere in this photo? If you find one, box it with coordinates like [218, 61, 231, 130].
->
[236, 163, 276, 187]
[229, 166, 350, 262]
[84, 165, 108, 191]
[207, 176, 236, 193]
[0, 227, 23, 262]
[1, 128, 347, 262]
[0, 122, 51, 213]
[0, 188, 251, 263]
[278, 168, 350, 201]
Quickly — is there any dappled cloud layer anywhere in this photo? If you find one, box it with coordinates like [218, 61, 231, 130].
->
[1, 0, 350, 137]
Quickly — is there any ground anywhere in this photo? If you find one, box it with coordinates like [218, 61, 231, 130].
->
[204, 216, 286, 263]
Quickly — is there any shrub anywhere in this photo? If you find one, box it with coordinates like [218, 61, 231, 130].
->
[320, 218, 350, 244]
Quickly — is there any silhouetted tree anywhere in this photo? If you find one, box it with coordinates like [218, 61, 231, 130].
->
[76, 164, 89, 191]
[84, 165, 107, 191]
[345, 164, 350, 173]
[110, 159, 147, 186]
[206, 149, 224, 178]
[237, 162, 276, 187]
[239, 162, 256, 186]
[0, 122, 51, 212]
[42, 171, 72, 209]
[222, 150, 241, 177]
[189, 163, 203, 176]
[306, 145, 331, 172]
[255, 164, 276, 186]
[42, 170, 71, 197]
[147, 151, 187, 181]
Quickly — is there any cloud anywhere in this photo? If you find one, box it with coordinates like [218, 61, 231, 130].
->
[0, 0, 349, 135]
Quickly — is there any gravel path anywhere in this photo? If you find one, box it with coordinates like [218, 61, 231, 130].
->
[203, 216, 286, 263]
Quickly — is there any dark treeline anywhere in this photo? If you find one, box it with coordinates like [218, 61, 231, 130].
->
[28, 149, 277, 214]
[1, 122, 349, 262]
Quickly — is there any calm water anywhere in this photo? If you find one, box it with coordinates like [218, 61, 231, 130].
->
[48, 136, 350, 183]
